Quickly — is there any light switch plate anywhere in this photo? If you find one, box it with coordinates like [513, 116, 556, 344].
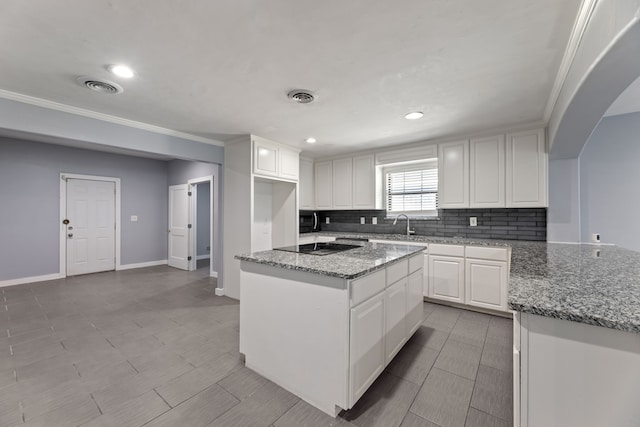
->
[469, 217, 477, 227]
[130, 215, 138, 222]
[372, 217, 378, 225]
[326, 217, 330, 224]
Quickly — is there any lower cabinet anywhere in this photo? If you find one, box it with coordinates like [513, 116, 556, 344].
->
[428, 255, 465, 303]
[465, 258, 508, 311]
[384, 278, 407, 364]
[349, 292, 386, 405]
[348, 254, 423, 407]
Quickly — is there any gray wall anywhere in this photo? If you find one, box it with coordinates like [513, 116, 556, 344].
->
[0, 137, 168, 281]
[196, 182, 210, 256]
[547, 158, 580, 242]
[580, 112, 640, 251]
[318, 208, 546, 241]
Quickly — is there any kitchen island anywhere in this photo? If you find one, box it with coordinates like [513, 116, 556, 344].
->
[235, 241, 425, 416]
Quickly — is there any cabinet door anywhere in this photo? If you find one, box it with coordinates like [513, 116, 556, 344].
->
[333, 158, 353, 209]
[299, 158, 314, 209]
[314, 161, 333, 209]
[470, 135, 505, 208]
[422, 253, 429, 297]
[428, 255, 465, 303]
[406, 269, 424, 337]
[465, 259, 508, 311]
[438, 140, 469, 208]
[353, 154, 375, 209]
[385, 278, 407, 364]
[253, 140, 278, 177]
[506, 129, 547, 207]
[279, 148, 299, 180]
[349, 292, 385, 406]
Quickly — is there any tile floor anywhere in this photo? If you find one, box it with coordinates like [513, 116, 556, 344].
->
[0, 265, 513, 427]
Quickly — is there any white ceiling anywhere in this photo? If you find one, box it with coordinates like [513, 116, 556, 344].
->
[0, 0, 581, 158]
[604, 75, 640, 117]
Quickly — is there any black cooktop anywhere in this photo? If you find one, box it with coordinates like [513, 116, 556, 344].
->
[274, 242, 361, 256]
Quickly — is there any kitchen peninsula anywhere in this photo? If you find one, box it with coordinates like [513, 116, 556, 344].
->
[236, 241, 425, 416]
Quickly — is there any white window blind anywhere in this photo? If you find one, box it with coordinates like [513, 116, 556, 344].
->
[386, 166, 438, 215]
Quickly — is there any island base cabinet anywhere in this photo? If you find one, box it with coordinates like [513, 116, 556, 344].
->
[516, 313, 640, 427]
[407, 269, 424, 335]
[349, 292, 386, 406]
[384, 279, 407, 364]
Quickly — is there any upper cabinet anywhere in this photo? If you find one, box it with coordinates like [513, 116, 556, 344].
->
[299, 158, 315, 210]
[315, 161, 333, 209]
[506, 129, 547, 207]
[333, 158, 353, 209]
[353, 155, 375, 209]
[252, 137, 299, 181]
[438, 140, 469, 209]
[470, 135, 505, 208]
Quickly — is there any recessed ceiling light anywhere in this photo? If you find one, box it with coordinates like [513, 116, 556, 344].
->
[108, 64, 135, 78]
[305, 137, 317, 144]
[404, 111, 424, 120]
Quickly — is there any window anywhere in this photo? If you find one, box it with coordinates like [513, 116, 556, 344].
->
[385, 162, 438, 216]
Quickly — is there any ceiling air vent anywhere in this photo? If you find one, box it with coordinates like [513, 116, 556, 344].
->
[287, 89, 315, 104]
[77, 76, 123, 94]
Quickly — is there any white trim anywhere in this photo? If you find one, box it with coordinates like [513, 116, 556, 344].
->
[214, 287, 225, 296]
[186, 171, 220, 279]
[543, 0, 598, 122]
[0, 273, 64, 288]
[196, 254, 209, 260]
[117, 260, 168, 271]
[0, 88, 224, 147]
[60, 173, 121, 277]
[211, 271, 219, 278]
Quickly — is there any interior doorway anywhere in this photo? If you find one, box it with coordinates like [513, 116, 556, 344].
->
[59, 173, 121, 277]
[188, 176, 216, 276]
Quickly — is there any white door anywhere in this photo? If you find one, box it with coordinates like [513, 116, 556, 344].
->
[465, 259, 508, 311]
[168, 184, 190, 270]
[438, 140, 470, 208]
[66, 179, 115, 276]
[332, 158, 353, 209]
[353, 155, 375, 209]
[470, 135, 505, 208]
[314, 161, 333, 209]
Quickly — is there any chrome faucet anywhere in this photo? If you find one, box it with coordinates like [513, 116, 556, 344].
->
[393, 214, 415, 236]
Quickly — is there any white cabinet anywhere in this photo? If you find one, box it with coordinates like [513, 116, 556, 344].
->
[299, 158, 314, 210]
[406, 269, 424, 336]
[438, 140, 469, 208]
[349, 291, 385, 406]
[253, 138, 300, 181]
[253, 140, 278, 177]
[506, 129, 547, 207]
[352, 154, 375, 209]
[332, 158, 353, 209]
[315, 161, 333, 209]
[465, 259, 508, 311]
[384, 278, 407, 364]
[428, 255, 465, 303]
[470, 135, 505, 208]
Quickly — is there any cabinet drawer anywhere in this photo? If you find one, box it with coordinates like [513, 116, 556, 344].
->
[386, 259, 408, 286]
[465, 246, 509, 261]
[351, 269, 385, 307]
[429, 244, 464, 257]
[408, 254, 423, 274]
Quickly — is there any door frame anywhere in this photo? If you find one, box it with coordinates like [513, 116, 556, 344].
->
[187, 170, 219, 278]
[59, 173, 121, 277]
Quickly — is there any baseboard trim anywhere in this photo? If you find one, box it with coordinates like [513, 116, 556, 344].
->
[196, 254, 210, 260]
[0, 273, 64, 288]
[117, 260, 168, 271]
[214, 288, 225, 296]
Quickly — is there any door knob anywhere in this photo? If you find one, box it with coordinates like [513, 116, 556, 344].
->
[68, 233, 73, 238]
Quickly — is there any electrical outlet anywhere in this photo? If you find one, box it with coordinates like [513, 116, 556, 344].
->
[326, 217, 330, 224]
[360, 217, 365, 224]
[469, 217, 477, 227]
[372, 217, 378, 225]
[130, 215, 138, 222]
[592, 233, 600, 243]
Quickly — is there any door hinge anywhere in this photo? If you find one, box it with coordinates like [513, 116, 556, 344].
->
[188, 191, 192, 196]
[188, 256, 192, 261]
[188, 224, 192, 229]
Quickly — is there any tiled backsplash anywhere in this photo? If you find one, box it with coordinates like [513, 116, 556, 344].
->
[316, 208, 547, 241]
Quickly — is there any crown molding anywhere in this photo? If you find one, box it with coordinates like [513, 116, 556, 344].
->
[544, 0, 599, 122]
[0, 88, 224, 147]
